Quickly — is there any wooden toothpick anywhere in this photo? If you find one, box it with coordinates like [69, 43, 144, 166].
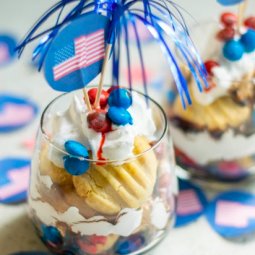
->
[83, 87, 92, 112]
[238, 0, 248, 34]
[94, 44, 111, 108]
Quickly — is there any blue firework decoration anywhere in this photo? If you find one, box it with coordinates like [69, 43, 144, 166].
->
[16, 0, 208, 108]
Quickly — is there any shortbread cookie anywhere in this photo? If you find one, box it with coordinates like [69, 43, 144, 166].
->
[73, 136, 158, 215]
[40, 146, 73, 188]
[172, 90, 251, 131]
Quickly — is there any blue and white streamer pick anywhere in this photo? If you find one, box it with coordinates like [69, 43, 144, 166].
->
[16, 0, 208, 108]
[217, 0, 245, 6]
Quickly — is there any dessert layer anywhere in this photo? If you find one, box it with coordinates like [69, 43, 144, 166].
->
[170, 124, 255, 165]
[48, 92, 156, 168]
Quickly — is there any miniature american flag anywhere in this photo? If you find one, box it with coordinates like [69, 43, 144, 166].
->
[0, 166, 30, 200]
[53, 29, 105, 81]
[177, 189, 203, 216]
[215, 200, 255, 228]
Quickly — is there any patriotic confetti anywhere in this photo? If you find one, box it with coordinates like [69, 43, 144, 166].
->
[0, 158, 30, 203]
[0, 34, 17, 67]
[206, 191, 255, 238]
[0, 94, 38, 132]
[175, 179, 207, 228]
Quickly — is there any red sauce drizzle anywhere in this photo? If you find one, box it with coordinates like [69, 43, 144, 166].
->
[97, 133, 106, 165]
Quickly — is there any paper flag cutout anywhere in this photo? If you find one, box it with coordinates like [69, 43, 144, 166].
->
[44, 13, 110, 92]
[0, 34, 17, 67]
[9, 252, 50, 255]
[0, 158, 30, 203]
[206, 191, 255, 238]
[216, 0, 245, 6]
[175, 179, 207, 227]
[22, 137, 36, 152]
[0, 94, 38, 132]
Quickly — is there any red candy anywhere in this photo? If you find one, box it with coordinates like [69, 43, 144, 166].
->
[220, 12, 237, 27]
[87, 109, 112, 133]
[77, 238, 98, 254]
[86, 235, 107, 245]
[244, 16, 255, 30]
[107, 86, 121, 94]
[216, 27, 235, 42]
[204, 60, 219, 76]
[88, 88, 109, 107]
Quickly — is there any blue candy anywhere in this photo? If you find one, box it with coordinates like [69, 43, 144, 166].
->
[240, 30, 255, 53]
[42, 225, 62, 244]
[108, 107, 133, 126]
[108, 88, 132, 109]
[223, 40, 244, 61]
[116, 234, 145, 254]
[64, 141, 89, 158]
[63, 156, 89, 176]
[63, 141, 89, 176]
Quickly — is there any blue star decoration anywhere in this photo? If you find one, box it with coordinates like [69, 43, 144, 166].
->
[0, 94, 38, 133]
[175, 179, 207, 228]
[206, 191, 255, 238]
[0, 158, 30, 203]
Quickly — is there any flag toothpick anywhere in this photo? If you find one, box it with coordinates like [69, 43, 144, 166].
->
[94, 43, 111, 108]
[83, 87, 92, 112]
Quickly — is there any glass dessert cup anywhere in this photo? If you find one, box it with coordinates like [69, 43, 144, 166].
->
[28, 86, 177, 255]
[169, 20, 255, 189]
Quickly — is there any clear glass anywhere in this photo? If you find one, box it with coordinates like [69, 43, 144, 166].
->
[28, 86, 177, 255]
[169, 21, 255, 188]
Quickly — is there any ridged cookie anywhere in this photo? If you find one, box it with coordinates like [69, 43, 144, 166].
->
[40, 146, 73, 188]
[172, 90, 251, 131]
[73, 136, 158, 215]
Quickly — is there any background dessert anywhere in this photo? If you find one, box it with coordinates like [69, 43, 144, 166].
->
[170, 10, 255, 183]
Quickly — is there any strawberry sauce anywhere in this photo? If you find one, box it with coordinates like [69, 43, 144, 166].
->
[97, 133, 106, 165]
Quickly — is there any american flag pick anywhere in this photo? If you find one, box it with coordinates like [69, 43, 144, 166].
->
[175, 179, 207, 227]
[0, 158, 30, 203]
[45, 13, 110, 92]
[206, 191, 255, 238]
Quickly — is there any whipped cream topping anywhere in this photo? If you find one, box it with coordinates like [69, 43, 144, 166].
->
[170, 124, 255, 165]
[48, 91, 156, 168]
[192, 45, 255, 106]
[150, 198, 170, 230]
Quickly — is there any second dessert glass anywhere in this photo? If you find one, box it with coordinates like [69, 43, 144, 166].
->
[169, 19, 255, 188]
[28, 86, 177, 255]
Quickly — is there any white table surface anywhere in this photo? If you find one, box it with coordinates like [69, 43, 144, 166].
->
[1, 0, 255, 254]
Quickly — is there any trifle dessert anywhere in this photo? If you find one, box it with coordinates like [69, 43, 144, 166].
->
[170, 12, 255, 183]
[29, 86, 176, 255]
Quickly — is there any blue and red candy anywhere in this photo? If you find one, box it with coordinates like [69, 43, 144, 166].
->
[240, 29, 255, 53]
[244, 16, 255, 31]
[87, 109, 112, 133]
[108, 107, 133, 126]
[108, 88, 132, 110]
[223, 40, 244, 61]
[220, 12, 237, 27]
[63, 141, 89, 176]
[88, 88, 109, 107]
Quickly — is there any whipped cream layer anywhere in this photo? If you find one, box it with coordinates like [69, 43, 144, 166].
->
[192, 48, 255, 106]
[48, 91, 156, 168]
[30, 150, 143, 237]
[170, 124, 255, 165]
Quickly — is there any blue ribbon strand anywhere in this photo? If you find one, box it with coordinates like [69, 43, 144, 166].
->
[16, 0, 207, 108]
